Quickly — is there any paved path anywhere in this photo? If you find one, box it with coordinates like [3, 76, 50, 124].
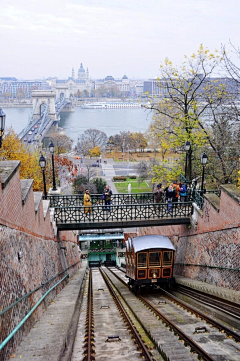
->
[12, 261, 87, 361]
[101, 158, 118, 194]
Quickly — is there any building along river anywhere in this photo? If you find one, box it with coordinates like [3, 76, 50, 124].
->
[3, 106, 153, 145]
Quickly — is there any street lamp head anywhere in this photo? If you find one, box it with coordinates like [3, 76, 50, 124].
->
[0, 109, 6, 133]
[39, 154, 46, 170]
[184, 141, 191, 151]
[49, 140, 55, 154]
[201, 152, 208, 166]
[0, 108, 6, 148]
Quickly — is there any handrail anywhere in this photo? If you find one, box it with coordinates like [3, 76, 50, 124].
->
[0, 274, 68, 351]
[175, 263, 240, 271]
[0, 260, 80, 317]
[53, 201, 193, 225]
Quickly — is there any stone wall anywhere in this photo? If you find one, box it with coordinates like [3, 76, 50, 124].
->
[0, 161, 54, 239]
[0, 226, 81, 361]
[138, 184, 240, 290]
[0, 160, 81, 360]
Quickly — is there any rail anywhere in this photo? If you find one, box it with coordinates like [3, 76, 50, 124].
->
[53, 202, 193, 224]
[47, 192, 155, 207]
[48, 188, 220, 213]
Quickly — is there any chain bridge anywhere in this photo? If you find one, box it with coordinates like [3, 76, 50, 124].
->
[18, 89, 73, 145]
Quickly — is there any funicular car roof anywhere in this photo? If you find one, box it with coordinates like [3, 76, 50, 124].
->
[132, 235, 175, 253]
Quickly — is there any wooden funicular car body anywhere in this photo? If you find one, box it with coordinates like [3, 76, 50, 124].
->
[125, 235, 175, 292]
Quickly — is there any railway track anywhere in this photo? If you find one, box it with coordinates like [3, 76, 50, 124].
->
[71, 268, 158, 360]
[174, 284, 240, 320]
[107, 266, 240, 361]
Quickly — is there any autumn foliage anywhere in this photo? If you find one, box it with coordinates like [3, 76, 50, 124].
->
[1, 128, 74, 193]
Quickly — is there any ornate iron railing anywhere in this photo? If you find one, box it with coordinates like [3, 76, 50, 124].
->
[191, 189, 221, 209]
[205, 189, 221, 197]
[47, 193, 155, 207]
[53, 202, 193, 225]
[191, 188, 204, 209]
[48, 188, 221, 225]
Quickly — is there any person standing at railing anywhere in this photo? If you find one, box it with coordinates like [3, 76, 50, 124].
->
[153, 183, 165, 213]
[179, 182, 187, 203]
[165, 184, 176, 213]
[153, 184, 164, 202]
[172, 182, 180, 205]
[84, 189, 92, 215]
[104, 185, 112, 212]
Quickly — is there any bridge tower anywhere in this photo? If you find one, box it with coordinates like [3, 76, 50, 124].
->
[55, 85, 71, 102]
[32, 90, 57, 121]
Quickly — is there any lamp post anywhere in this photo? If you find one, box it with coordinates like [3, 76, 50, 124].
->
[127, 144, 129, 176]
[39, 154, 47, 199]
[184, 141, 192, 182]
[122, 138, 125, 163]
[49, 141, 57, 191]
[78, 134, 84, 174]
[0, 108, 6, 148]
[200, 152, 208, 194]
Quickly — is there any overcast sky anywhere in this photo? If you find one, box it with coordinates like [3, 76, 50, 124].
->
[1, 0, 240, 80]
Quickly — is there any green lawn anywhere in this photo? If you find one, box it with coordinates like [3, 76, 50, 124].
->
[114, 179, 152, 193]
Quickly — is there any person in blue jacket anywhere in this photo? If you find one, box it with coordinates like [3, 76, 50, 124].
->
[104, 185, 112, 212]
[165, 184, 176, 212]
[179, 182, 187, 203]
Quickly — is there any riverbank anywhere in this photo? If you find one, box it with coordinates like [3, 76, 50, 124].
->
[0, 103, 32, 108]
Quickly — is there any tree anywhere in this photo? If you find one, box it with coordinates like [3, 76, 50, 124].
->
[72, 175, 106, 194]
[1, 128, 46, 191]
[109, 131, 133, 152]
[89, 146, 100, 157]
[130, 132, 147, 152]
[136, 161, 150, 183]
[48, 134, 73, 154]
[145, 120, 168, 159]
[238, 165, 240, 189]
[199, 102, 240, 184]
[1, 128, 76, 193]
[148, 45, 239, 185]
[51, 155, 74, 189]
[83, 89, 89, 97]
[91, 177, 107, 193]
[82, 129, 108, 153]
[72, 175, 89, 194]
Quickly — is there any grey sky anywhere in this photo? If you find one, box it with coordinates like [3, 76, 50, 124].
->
[1, 0, 240, 80]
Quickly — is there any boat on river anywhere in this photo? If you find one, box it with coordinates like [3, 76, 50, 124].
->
[81, 102, 142, 109]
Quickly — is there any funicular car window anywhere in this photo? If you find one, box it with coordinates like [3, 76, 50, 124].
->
[162, 251, 172, 266]
[149, 252, 161, 267]
[162, 268, 172, 277]
[137, 252, 147, 267]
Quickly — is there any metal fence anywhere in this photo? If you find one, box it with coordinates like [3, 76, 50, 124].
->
[47, 193, 155, 208]
[53, 202, 193, 224]
[48, 188, 221, 226]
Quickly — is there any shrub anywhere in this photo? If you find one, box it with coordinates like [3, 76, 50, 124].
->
[113, 176, 127, 181]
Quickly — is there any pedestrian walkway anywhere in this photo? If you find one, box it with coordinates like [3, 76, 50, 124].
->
[12, 261, 88, 361]
[101, 158, 118, 194]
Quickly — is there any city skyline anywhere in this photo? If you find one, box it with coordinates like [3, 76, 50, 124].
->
[1, 0, 240, 80]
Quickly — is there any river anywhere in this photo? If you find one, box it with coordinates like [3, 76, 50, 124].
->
[3, 106, 154, 145]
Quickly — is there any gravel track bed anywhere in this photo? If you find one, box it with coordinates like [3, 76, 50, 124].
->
[144, 293, 240, 361]
[104, 267, 199, 361]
